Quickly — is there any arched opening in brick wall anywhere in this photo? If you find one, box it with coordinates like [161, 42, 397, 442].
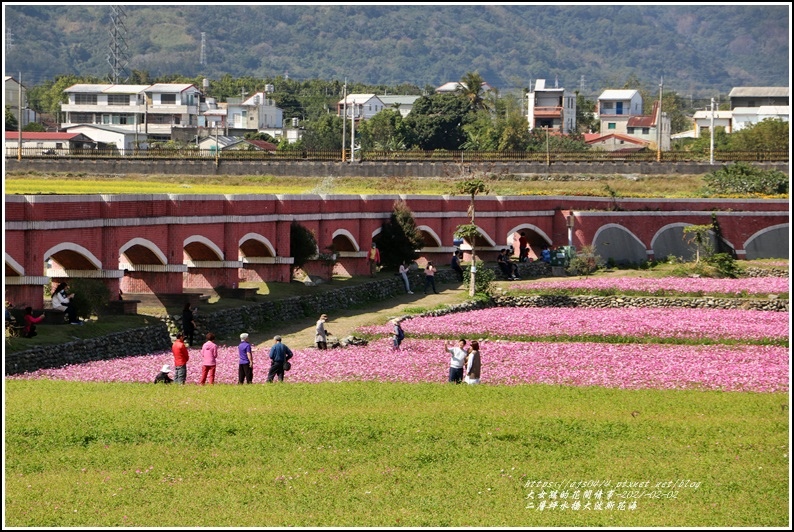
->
[744, 224, 789, 260]
[506, 225, 552, 261]
[592, 224, 648, 266]
[118, 238, 170, 295]
[183, 236, 225, 290]
[651, 224, 719, 263]
[239, 235, 276, 259]
[331, 229, 359, 253]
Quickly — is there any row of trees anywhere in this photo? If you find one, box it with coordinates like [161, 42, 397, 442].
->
[9, 71, 788, 153]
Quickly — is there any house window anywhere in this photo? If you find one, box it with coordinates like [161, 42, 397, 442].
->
[160, 94, 177, 104]
[642, 128, 650, 134]
[107, 94, 129, 106]
[74, 94, 98, 105]
[602, 102, 614, 109]
[55, 143, 63, 149]
[70, 113, 94, 123]
[607, 123, 616, 130]
[627, 127, 635, 134]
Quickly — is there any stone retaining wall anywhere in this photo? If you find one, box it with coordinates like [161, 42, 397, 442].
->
[4, 264, 788, 375]
[6, 158, 789, 178]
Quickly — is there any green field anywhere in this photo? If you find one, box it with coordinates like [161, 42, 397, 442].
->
[4, 380, 788, 527]
[4, 171, 714, 198]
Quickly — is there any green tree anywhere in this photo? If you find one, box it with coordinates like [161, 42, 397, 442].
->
[457, 71, 491, 113]
[301, 113, 344, 151]
[402, 93, 469, 150]
[289, 221, 318, 273]
[22, 122, 45, 132]
[374, 200, 424, 269]
[5, 106, 18, 131]
[357, 109, 407, 150]
[461, 111, 499, 151]
[726, 118, 789, 152]
[455, 178, 488, 297]
[683, 224, 714, 264]
[575, 92, 598, 134]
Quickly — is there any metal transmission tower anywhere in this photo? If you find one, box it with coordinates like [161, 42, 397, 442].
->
[106, 5, 130, 83]
[200, 32, 206, 65]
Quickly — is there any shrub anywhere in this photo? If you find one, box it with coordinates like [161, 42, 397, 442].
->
[462, 260, 495, 298]
[702, 162, 789, 196]
[68, 278, 111, 317]
[290, 221, 318, 271]
[567, 245, 602, 276]
[705, 253, 743, 279]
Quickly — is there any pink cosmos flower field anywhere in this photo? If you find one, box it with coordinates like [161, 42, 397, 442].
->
[507, 276, 789, 295]
[6, 337, 788, 392]
[357, 307, 788, 341]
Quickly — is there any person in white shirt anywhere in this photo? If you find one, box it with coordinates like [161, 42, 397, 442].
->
[51, 282, 81, 324]
[315, 314, 331, 350]
[445, 339, 469, 384]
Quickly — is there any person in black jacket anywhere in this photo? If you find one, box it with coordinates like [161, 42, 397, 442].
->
[182, 302, 196, 346]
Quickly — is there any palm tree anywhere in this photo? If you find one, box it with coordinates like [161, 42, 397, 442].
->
[457, 71, 491, 113]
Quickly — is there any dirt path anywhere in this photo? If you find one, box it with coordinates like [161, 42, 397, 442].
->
[246, 281, 468, 351]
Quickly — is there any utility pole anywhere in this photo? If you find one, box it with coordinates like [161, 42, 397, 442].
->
[656, 77, 663, 162]
[709, 97, 715, 165]
[342, 79, 347, 162]
[17, 72, 23, 161]
[350, 97, 356, 163]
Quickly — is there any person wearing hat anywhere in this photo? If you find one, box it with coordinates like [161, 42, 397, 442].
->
[172, 332, 189, 384]
[267, 335, 293, 383]
[238, 332, 255, 384]
[392, 318, 406, 351]
[154, 364, 173, 384]
[315, 314, 331, 350]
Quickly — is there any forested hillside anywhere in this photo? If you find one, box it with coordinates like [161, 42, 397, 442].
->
[3, 4, 789, 97]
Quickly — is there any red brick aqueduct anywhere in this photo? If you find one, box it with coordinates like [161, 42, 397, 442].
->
[4, 193, 789, 310]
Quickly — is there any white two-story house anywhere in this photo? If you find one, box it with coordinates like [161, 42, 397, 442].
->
[526, 79, 577, 134]
[336, 94, 387, 121]
[596, 89, 644, 135]
[594, 90, 670, 151]
[61, 83, 203, 141]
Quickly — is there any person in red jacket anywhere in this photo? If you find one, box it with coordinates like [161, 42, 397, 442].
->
[22, 306, 44, 338]
[172, 333, 190, 384]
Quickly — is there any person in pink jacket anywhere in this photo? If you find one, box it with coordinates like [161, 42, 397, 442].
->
[199, 332, 219, 385]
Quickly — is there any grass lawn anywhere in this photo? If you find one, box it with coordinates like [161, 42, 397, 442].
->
[4, 380, 788, 527]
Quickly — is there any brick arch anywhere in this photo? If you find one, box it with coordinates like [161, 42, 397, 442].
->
[505, 224, 552, 259]
[331, 229, 360, 252]
[6, 253, 25, 276]
[592, 224, 648, 265]
[416, 225, 443, 247]
[651, 223, 717, 262]
[744, 223, 789, 259]
[119, 238, 168, 266]
[459, 228, 496, 250]
[43, 243, 102, 270]
[238, 233, 276, 258]
[183, 236, 224, 262]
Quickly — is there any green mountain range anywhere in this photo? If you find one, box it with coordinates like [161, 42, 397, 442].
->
[3, 4, 789, 97]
